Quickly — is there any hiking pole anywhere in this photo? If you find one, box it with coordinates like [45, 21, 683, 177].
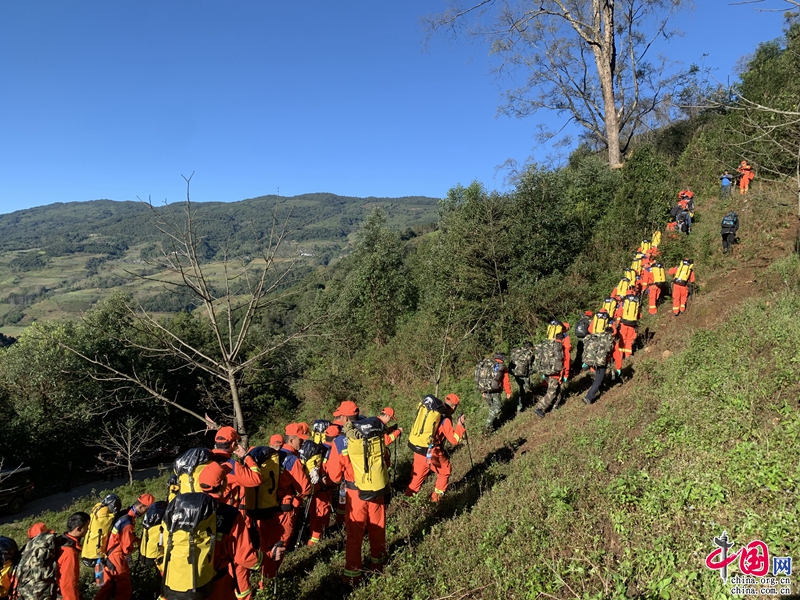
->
[294, 496, 313, 550]
[392, 437, 398, 490]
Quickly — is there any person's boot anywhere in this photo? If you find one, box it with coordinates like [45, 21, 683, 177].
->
[533, 408, 545, 419]
[582, 396, 592, 405]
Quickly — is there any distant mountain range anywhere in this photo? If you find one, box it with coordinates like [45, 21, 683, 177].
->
[0, 193, 441, 253]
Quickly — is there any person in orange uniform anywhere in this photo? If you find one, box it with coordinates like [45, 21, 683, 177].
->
[260, 423, 311, 581]
[331, 417, 390, 586]
[197, 462, 271, 600]
[617, 292, 640, 362]
[268, 434, 284, 451]
[211, 426, 264, 512]
[378, 407, 403, 447]
[404, 393, 467, 502]
[668, 259, 695, 316]
[94, 494, 154, 600]
[737, 160, 755, 194]
[533, 323, 571, 418]
[640, 263, 664, 315]
[57, 512, 90, 600]
[307, 424, 341, 546]
[328, 401, 360, 526]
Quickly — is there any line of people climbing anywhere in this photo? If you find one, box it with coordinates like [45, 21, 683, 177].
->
[0, 394, 470, 598]
[475, 191, 707, 430]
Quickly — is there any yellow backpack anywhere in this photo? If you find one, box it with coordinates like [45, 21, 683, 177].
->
[674, 261, 694, 284]
[173, 448, 215, 494]
[640, 239, 652, 253]
[311, 420, 331, 445]
[630, 255, 644, 274]
[616, 278, 631, 297]
[623, 268, 637, 282]
[651, 230, 662, 247]
[407, 395, 447, 454]
[244, 447, 280, 519]
[621, 295, 640, 323]
[651, 264, 666, 284]
[299, 440, 326, 474]
[344, 418, 389, 500]
[546, 321, 563, 340]
[602, 297, 618, 315]
[81, 494, 121, 563]
[161, 493, 236, 597]
[590, 312, 610, 334]
[140, 501, 168, 566]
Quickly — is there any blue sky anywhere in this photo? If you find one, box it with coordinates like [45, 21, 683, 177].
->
[0, 1, 791, 213]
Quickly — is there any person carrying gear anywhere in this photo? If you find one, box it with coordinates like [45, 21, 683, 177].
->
[260, 423, 312, 581]
[163, 461, 271, 600]
[737, 160, 755, 194]
[474, 353, 511, 434]
[333, 416, 391, 586]
[326, 401, 360, 527]
[612, 277, 631, 299]
[533, 323, 571, 418]
[617, 292, 640, 363]
[669, 259, 695, 316]
[509, 342, 535, 412]
[630, 252, 646, 276]
[721, 211, 739, 254]
[720, 170, 734, 198]
[573, 312, 592, 371]
[211, 426, 264, 514]
[678, 190, 695, 214]
[210, 430, 265, 600]
[306, 425, 341, 546]
[57, 512, 90, 600]
[94, 493, 154, 600]
[404, 394, 467, 502]
[651, 230, 662, 248]
[268, 434, 284, 451]
[677, 210, 692, 235]
[581, 322, 616, 405]
[641, 262, 666, 315]
[601, 296, 618, 317]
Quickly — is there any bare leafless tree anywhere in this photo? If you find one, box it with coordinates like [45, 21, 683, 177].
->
[93, 416, 166, 485]
[58, 176, 327, 444]
[425, 0, 690, 168]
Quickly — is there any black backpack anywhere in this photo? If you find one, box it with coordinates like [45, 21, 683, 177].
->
[721, 212, 737, 229]
[575, 317, 590, 339]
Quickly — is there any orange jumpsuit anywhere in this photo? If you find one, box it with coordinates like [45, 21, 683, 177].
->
[404, 416, 466, 502]
[668, 267, 696, 315]
[307, 441, 334, 546]
[208, 503, 263, 600]
[260, 445, 311, 579]
[94, 511, 138, 600]
[329, 447, 389, 586]
[212, 450, 263, 600]
[611, 321, 623, 371]
[640, 268, 660, 315]
[56, 534, 81, 600]
[737, 163, 754, 194]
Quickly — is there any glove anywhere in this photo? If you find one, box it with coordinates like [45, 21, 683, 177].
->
[581, 363, 588, 370]
[506, 393, 511, 399]
[562, 376, 568, 384]
[616, 369, 621, 376]
[541, 374, 546, 381]
[309, 467, 320, 485]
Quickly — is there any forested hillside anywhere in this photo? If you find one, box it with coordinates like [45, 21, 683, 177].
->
[1, 19, 799, 600]
[0, 193, 438, 333]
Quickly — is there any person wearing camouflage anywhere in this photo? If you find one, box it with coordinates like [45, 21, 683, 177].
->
[509, 342, 534, 413]
[474, 353, 511, 433]
[534, 323, 571, 418]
